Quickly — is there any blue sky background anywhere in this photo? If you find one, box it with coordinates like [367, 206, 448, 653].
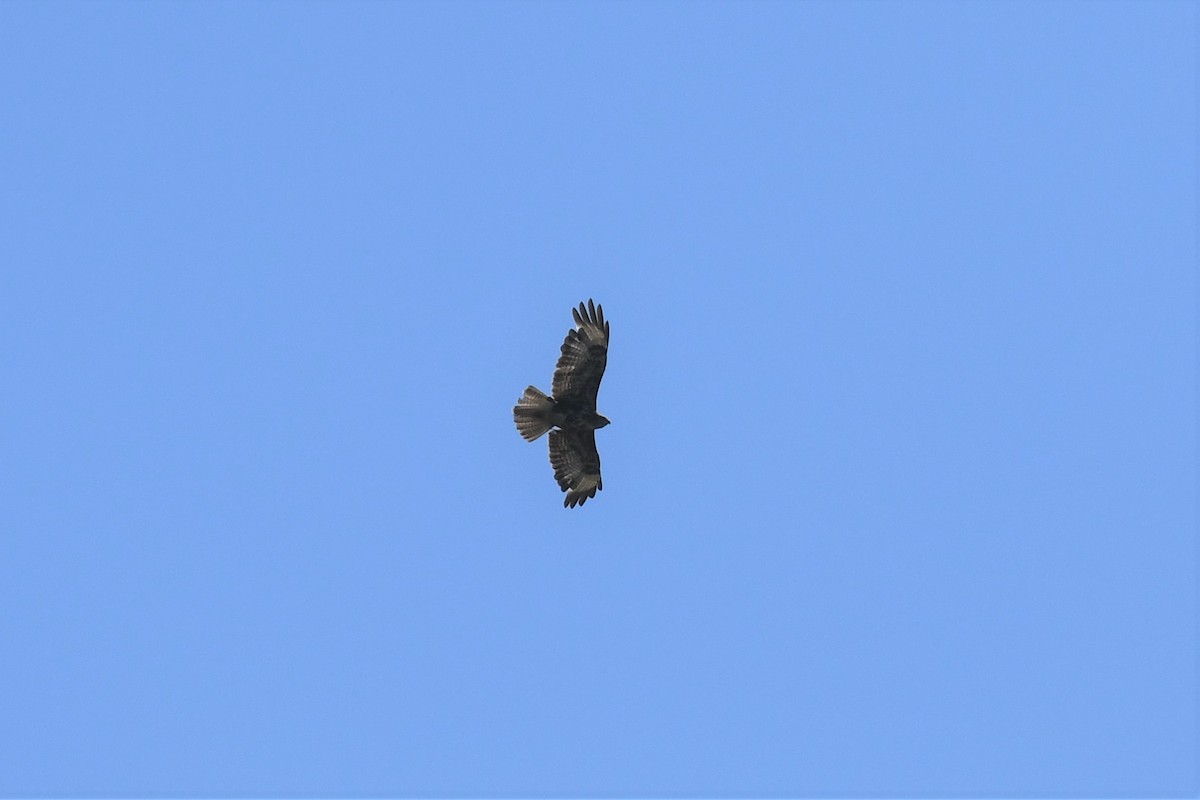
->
[1, 1, 1195, 796]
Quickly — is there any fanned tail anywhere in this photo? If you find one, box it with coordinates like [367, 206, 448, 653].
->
[513, 386, 554, 441]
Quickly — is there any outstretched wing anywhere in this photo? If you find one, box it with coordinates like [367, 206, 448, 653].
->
[548, 428, 602, 508]
[552, 299, 609, 405]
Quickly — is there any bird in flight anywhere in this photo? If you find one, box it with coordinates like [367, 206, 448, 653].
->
[513, 299, 610, 507]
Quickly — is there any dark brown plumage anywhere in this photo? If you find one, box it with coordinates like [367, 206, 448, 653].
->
[513, 300, 610, 507]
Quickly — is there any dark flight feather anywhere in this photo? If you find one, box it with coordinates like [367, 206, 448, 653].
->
[549, 429, 603, 507]
[552, 298, 609, 403]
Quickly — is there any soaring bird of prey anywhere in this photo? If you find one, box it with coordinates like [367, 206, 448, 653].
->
[513, 299, 610, 507]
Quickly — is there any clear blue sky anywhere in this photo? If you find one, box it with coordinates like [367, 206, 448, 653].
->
[1, 1, 1195, 796]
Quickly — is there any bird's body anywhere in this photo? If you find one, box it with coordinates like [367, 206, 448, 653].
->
[513, 300, 610, 507]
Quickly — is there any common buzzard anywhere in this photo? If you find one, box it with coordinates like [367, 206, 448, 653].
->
[514, 299, 610, 507]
